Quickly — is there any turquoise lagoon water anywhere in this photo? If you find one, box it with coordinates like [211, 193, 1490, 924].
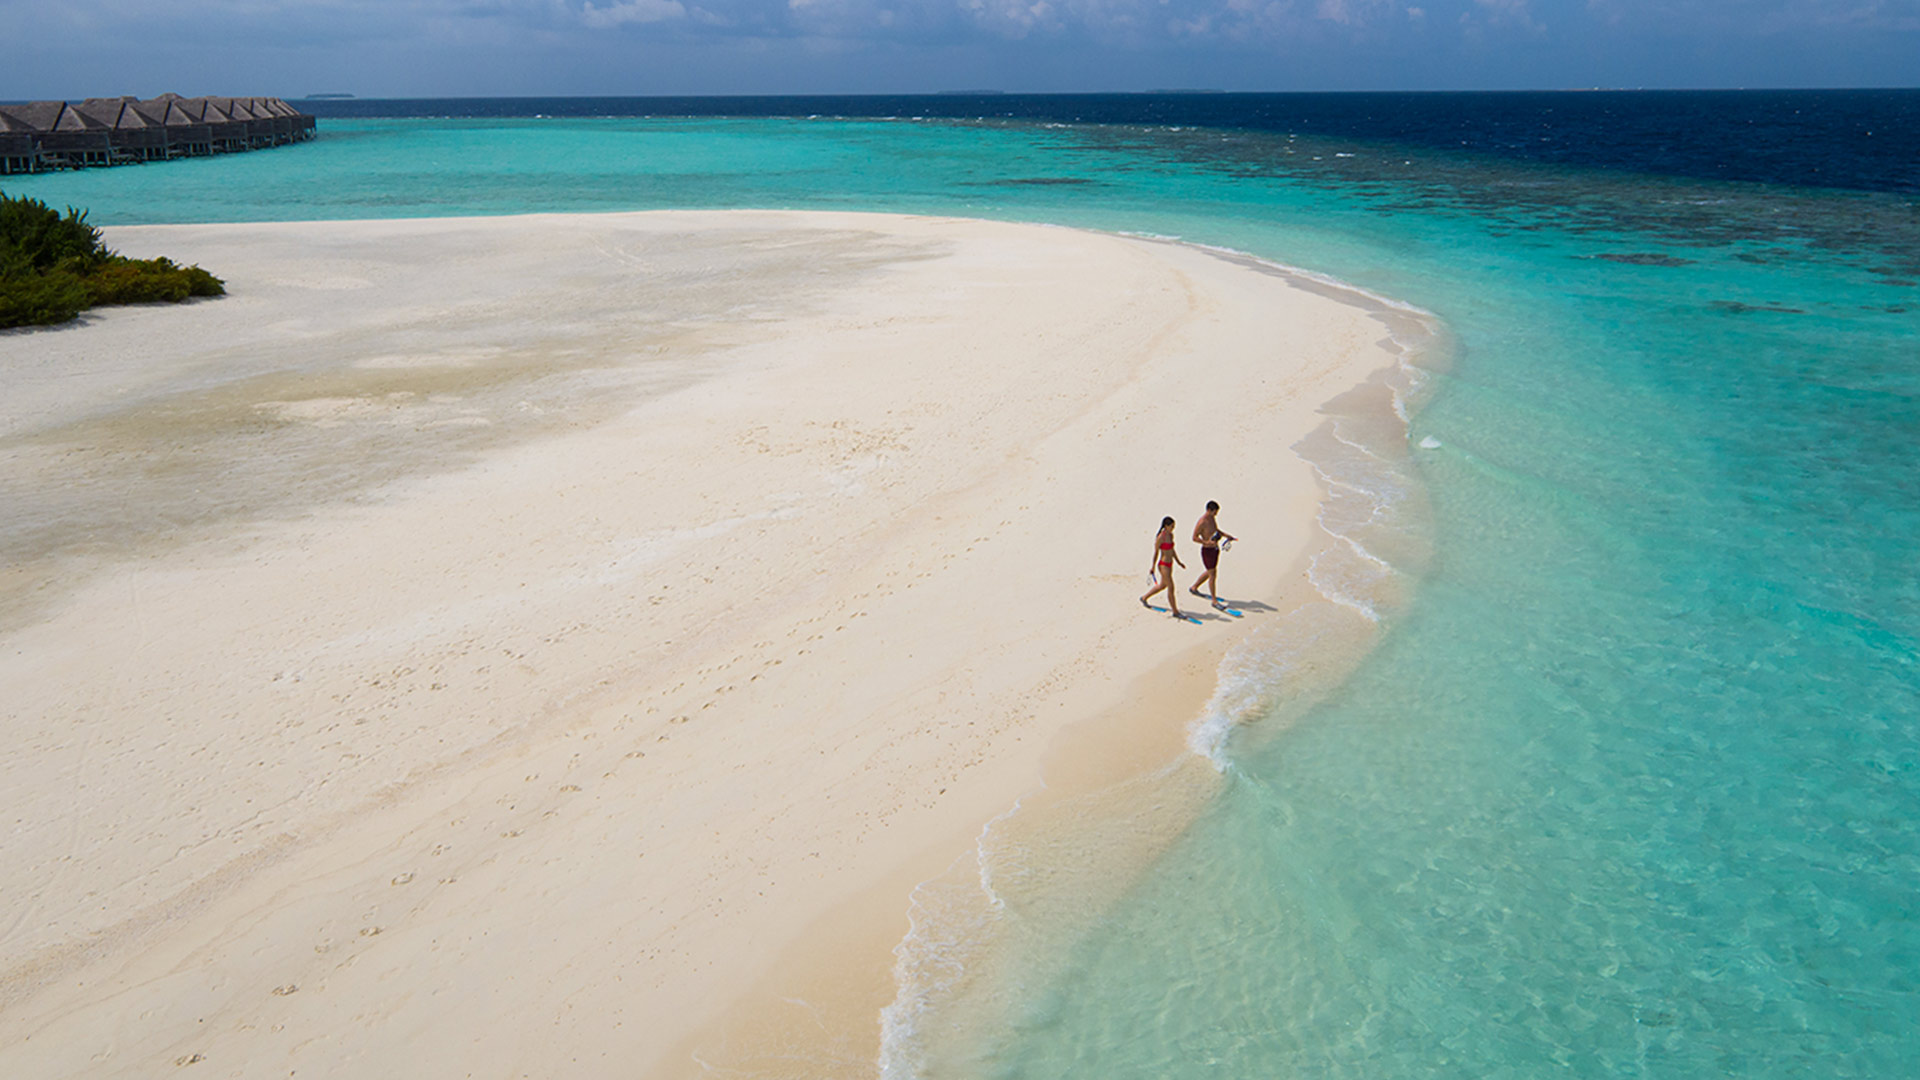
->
[10, 111, 1917, 1076]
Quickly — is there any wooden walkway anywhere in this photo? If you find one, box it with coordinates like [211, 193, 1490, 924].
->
[1, 94, 316, 175]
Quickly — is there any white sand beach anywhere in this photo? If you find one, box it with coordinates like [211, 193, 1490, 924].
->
[0, 211, 1409, 1078]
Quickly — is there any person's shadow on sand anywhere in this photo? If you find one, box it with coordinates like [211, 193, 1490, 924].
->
[1187, 595, 1280, 617]
[1219, 599, 1278, 613]
[1141, 603, 1236, 622]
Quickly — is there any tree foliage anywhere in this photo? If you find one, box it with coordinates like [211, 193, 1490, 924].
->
[0, 192, 224, 329]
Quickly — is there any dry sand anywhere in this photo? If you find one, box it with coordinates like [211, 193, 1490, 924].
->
[0, 211, 1408, 1078]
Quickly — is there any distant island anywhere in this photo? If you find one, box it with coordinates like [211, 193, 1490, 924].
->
[936, 90, 1005, 96]
[306, 93, 357, 100]
[1143, 88, 1226, 94]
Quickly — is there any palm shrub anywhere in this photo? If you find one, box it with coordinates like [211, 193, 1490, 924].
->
[0, 270, 90, 327]
[84, 257, 225, 305]
[0, 192, 105, 274]
[1, 192, 224, 328]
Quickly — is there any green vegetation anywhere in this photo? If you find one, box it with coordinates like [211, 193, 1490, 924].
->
[1, 192, 223, 329]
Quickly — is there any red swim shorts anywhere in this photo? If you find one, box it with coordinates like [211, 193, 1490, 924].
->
[1202, 546, 1219, 570]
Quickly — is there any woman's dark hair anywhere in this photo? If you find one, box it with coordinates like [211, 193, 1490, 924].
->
[1206, 500, 1220, 512]
[1161, 516, 1176, 529]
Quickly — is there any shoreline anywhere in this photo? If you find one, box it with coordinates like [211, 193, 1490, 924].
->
[685, 275, 1446, 1080]
[0, 210, 1427, 1078]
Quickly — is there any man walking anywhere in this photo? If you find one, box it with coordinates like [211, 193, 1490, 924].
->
[1190, 500, 1236, 607]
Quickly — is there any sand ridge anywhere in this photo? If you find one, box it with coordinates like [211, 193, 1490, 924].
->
[0, 210, 1404, 1078]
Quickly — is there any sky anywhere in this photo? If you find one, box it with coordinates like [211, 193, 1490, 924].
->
[5, 0, 1918, 99]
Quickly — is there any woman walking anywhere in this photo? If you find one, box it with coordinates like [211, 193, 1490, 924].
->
[1140, 516, 1188, 619]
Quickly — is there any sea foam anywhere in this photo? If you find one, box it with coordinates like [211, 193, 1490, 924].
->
[880, 240, 1446, 1075]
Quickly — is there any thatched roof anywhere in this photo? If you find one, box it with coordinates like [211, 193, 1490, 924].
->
[52, 105, 109, 132]
[1, 95, 309, 133]
[70, 100, 119, 127]
[75, 98, 158, 129]
[7, 101, 67, 131]
[127, 99, 171, 126]
[157, 100, 200, 127]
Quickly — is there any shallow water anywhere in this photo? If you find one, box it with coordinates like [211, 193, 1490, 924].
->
[10, 97, 1917, 1076]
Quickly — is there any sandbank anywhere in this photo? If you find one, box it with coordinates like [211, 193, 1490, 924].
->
[0, 211, 1411, 1077]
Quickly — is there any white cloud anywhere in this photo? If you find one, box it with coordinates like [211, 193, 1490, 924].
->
[1469, 0, 1540, 30]
[15, 0, 1920, 89]
[1312, 0, 1391, 26]
[960, 0, 1063, 37]
[582, 0, 687, 24]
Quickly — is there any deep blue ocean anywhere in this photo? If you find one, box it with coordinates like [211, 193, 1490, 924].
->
[300, 91, 1920, 193]
[9, 91, 1917, 1077]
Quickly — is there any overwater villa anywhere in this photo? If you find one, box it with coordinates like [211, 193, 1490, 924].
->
[0, 95, 315, 174]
